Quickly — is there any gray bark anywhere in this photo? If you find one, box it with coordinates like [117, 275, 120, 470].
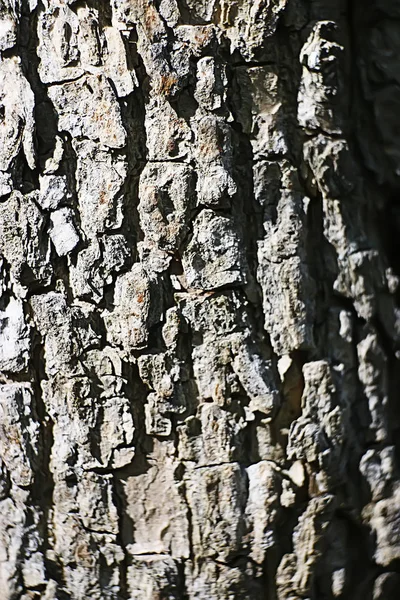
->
[0, 0, 400, 598]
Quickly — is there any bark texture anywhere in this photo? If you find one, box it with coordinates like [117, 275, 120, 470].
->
[1, 1, 400, 599]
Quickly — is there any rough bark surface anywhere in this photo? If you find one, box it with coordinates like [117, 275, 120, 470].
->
[1, 1, 400, 599]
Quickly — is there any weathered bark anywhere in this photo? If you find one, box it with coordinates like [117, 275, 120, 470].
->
[1, 0, 400, 598]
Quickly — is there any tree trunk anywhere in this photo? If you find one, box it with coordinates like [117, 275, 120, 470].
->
[1, 1, 400, 598]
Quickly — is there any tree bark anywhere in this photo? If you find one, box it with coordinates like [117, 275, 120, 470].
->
[1, 1, 400, 598]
